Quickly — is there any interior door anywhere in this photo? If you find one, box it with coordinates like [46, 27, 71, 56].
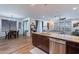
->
[23, 20, 28, 36]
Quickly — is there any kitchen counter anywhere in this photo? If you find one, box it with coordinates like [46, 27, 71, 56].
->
[32, 32, 79, 43]
[32, 32, 79, 54]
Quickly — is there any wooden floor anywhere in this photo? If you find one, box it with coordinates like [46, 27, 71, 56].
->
[0, 36, 34, 54]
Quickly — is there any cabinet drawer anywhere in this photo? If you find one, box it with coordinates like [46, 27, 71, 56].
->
[50, 38, 66, 44]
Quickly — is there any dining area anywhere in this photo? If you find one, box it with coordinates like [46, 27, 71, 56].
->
[1, 19, 19, 39]
[5, 30, 19, 39]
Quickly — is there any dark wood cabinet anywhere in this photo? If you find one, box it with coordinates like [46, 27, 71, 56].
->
[32, 34, 38, 47]
[40, 35, 49, 53]
[66, 41, 79, 54]
[32, 33, 49, 53]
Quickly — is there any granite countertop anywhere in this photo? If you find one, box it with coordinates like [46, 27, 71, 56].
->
[32, 32, 79, 43]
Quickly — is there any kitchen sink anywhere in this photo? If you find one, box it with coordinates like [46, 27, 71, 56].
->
[41, 32, 52, 35]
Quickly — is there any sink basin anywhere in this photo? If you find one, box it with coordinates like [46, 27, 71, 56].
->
[41, 32, 52, 35]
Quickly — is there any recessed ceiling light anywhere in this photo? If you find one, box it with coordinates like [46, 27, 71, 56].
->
[73, 7, 77, 10]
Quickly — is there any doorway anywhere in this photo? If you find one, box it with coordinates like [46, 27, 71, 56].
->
[23, 20, 28, 36]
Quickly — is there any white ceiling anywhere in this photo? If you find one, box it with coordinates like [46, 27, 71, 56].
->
[0, 4, 79, 19]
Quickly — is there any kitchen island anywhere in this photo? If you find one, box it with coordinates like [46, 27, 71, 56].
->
[32, 32, 79, 54]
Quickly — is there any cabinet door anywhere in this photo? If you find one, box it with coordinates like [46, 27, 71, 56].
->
[37, 35, 49, 53]
[32, 34, 49, 53]
[59, 43, 66, 54]
[32, 34, 39, 47]
[50, 38, 66, 54]
[66, 41, 79, 54]
[42, 36, 49, 53]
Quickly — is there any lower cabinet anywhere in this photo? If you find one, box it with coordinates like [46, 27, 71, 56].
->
[32, 33, 79, 54]
[49, 38, 66, 54]
[66, 41, 79, 54]
[32, 33, 49, 53]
